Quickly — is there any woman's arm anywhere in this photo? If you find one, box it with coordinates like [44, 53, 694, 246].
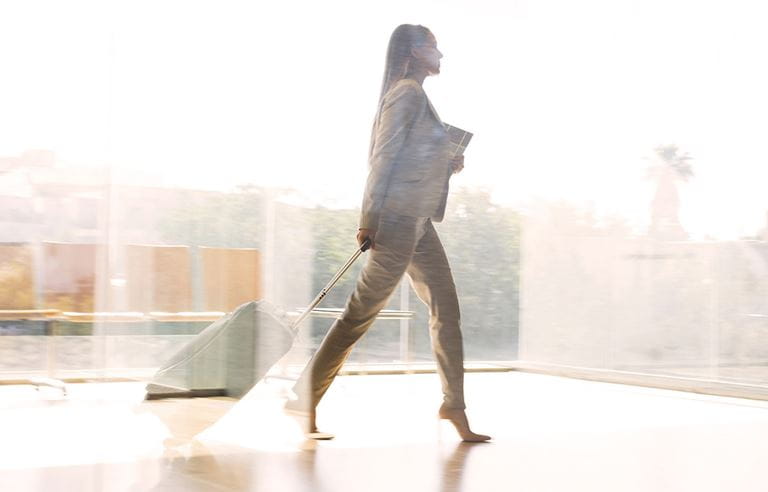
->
[359, 82, 423, 232]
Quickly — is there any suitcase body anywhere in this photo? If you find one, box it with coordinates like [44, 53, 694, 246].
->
[145, 239, 370, 400]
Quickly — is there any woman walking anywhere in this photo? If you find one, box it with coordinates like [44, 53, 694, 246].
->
[287, 24, 490, 442]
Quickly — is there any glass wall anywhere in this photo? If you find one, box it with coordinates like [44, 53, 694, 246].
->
[2, 1, 768, 395]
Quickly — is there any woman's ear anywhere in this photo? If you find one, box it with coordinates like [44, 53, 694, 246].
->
[409, 48, 425, 71]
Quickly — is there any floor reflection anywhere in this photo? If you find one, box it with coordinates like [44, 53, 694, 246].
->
[136, 396, 235, 459]
[3, 372, 768, 491]
[439, 443, 478, 492]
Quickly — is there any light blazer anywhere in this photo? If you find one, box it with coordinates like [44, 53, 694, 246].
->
[359, 79, 453, 230]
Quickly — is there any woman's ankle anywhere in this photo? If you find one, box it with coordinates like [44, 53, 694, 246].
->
[438, 403, 466, 416]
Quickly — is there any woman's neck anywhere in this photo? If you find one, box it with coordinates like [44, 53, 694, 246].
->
[404, 69, 428, 86]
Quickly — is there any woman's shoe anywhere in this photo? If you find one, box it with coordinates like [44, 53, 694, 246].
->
[438, 405, 491, 443]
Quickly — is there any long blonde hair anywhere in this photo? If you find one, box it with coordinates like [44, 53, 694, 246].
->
[368, 25, 432, 159]
[378, 24, 432, 103]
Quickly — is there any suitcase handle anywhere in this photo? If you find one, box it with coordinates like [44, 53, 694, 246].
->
[290, 238, 372, 331]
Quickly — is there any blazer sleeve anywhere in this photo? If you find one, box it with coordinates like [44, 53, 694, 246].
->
[359, 83, 423, 230]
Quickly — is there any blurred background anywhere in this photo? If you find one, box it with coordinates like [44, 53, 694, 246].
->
[2, 0, 768, 390]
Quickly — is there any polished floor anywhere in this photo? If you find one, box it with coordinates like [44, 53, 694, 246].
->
[1, 371, 768, 491]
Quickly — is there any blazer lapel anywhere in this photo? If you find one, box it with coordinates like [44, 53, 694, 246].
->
[425, 96, 443, 124]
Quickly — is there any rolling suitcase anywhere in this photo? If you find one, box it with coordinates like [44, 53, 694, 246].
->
[144, 239, 371, 400]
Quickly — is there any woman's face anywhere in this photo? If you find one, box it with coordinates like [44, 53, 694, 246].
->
[412, 34, 443, 75]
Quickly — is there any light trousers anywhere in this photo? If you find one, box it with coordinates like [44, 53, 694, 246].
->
[292, 209, 466, 410]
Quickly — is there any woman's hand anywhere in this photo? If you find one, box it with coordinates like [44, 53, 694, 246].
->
[450, 155, 465, 174]
[357, 228, 376, 250]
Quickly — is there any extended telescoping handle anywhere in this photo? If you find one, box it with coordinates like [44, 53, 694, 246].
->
[289, 238, 372, 332]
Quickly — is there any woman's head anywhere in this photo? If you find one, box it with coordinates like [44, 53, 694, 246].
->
[379, 24, 442, 100]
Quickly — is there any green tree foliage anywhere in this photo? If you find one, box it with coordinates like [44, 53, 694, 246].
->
[157, 185, 266, 247]
[654, 144, 694, 180]
[156, 186, 521, 361]
[308, 207, 365, 311]
[306, 188, 521, 361]
[435, 188, 521, 360]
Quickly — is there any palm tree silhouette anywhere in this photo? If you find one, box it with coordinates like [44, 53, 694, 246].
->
[648, 144, 693, 240]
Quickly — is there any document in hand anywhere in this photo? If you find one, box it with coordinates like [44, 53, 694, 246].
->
[444, 124, 473, 157]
